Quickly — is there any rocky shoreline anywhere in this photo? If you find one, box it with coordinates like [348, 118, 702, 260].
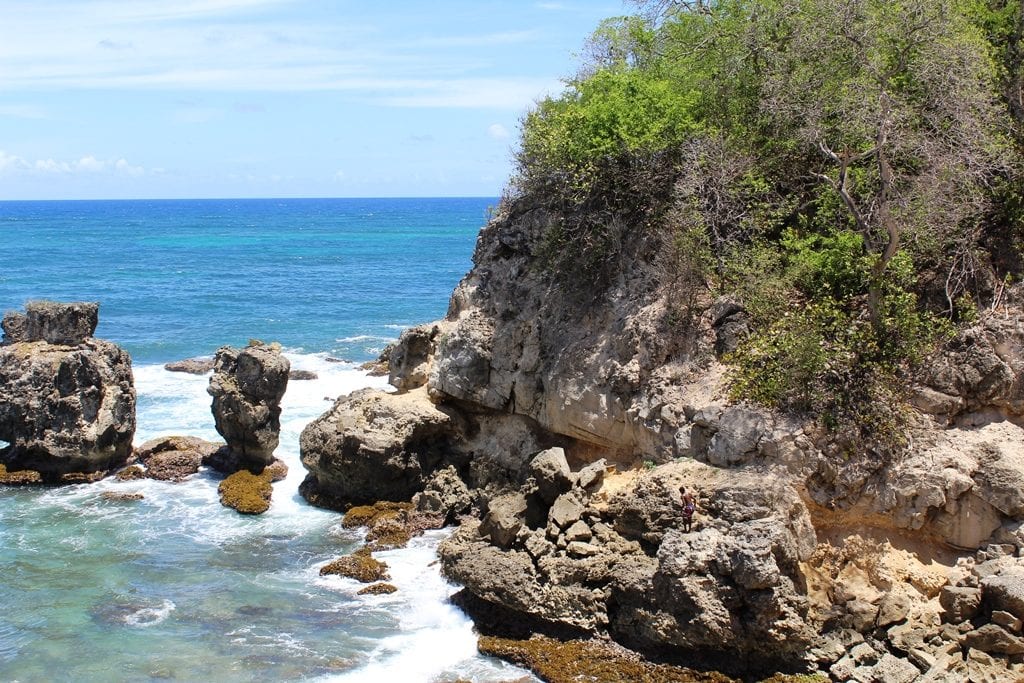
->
[292, 197, 1024, 682]
[5, 236, 1024, 682]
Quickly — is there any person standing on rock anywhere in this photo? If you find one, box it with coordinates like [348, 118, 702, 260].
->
[679, 486, 696, 533]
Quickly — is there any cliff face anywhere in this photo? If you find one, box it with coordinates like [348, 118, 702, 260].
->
[300, 198, 1024, 679]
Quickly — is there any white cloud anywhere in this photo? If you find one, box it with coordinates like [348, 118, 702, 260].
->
[488, 123, 510, 139]
[0, 150, 29, 172]
[76, 155, 106, 172]
[0, 153, 145, 176]
[115, 158, 145, 176]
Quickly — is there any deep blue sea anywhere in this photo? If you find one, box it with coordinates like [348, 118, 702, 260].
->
[0, 199, 536, 682]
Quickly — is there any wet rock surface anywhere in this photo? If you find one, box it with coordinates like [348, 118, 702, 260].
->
[134, 435, 221, 482]
[0, 301, 135, 481]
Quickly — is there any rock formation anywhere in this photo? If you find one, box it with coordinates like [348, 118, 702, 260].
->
[132, 435, 221, 482]
[299, 196, 1024, 680]
[207, 342, 289, 472]
[0, 301, 136, 481]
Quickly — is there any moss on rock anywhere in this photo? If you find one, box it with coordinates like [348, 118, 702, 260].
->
[477, 635, 738, 683]
[357, 582, 398, 596]
[218, 469, 273, 515]
[342, 501, 412, 528]
[319, 547, 390, 583]
[0, 463, 43, 485]
[115, 464, 146, 481]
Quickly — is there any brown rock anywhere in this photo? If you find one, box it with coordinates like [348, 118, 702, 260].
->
[320, 547, 390, 583]
[357, 582, 398, 596]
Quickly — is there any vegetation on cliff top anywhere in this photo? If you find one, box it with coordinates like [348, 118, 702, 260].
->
[514, 0, 1023, 448]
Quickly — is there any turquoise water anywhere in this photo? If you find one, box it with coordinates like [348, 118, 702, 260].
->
[0, 199, 534, 682]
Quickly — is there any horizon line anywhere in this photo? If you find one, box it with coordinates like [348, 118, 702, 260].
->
[0, 194, 501, 203]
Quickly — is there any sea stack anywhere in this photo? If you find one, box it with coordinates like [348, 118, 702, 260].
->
[207, 341, 290, 472]
[0, 301, 136, 482]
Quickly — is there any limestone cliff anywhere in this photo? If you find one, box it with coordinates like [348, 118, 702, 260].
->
[300, 198, 1024, 680]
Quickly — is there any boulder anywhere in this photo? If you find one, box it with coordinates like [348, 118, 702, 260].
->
[529, 447, 572, 505]
[207, 343, 289, 470]
[299, 386, 459, 508]
[940, 585, 982, 623]
[961, 623, 1024, 655]
[388, 324, 440, 391]
[134, 435, 221, 482]
[412, 465, 472, 522]
[982, 572, 1024, 621]
[288, 370, 318, 381]
[481, 492, 528, 549]
[320, 547, 390, 583]
[0, 302, 135, 480]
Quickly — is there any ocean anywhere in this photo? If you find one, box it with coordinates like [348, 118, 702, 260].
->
[0, 198, 535, 682]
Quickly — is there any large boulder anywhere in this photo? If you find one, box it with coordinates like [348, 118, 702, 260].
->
[207, 343, 289, 471]
[299, 385, 460, 508]
[0, 301, 135, 479]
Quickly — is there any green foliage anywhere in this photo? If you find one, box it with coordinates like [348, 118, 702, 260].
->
[511, 0, 1021, 449]
[519, 66, 699, 188]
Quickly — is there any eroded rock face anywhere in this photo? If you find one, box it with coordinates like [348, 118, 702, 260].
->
[207, 343, 289, 471]
[0, 302, 135, 479]
[439, 460, 818, 669]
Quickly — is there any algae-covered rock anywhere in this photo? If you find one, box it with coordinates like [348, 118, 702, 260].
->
[217, 469, 273, 515]
[0, 463, 43, 485]
[357, 582, 398, 596]
[477, 635, 737, 683]
[319, 547, 390, 583]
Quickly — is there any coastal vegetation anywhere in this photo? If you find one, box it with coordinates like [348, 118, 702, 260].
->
[516, 0, 1023, 447]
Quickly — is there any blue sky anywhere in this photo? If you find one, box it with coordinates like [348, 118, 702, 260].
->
[0, 0, 623, 199]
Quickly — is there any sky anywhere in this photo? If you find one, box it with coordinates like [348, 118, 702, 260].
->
[0, 0, 624, 200]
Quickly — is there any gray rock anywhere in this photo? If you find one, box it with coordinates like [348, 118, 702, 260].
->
[961, 623, 1024, 655]
[164, 358, 215, 374]
[300, 386, 458, 508]
[413, 465, 472, 521]
[982, 572, 1024, 621]
[564, 520, 592, 543]
[388, 324, 439, 391]
[846, 599, 880, 632]
[480, 492, 527, 549]
[288, 370, 318, 381]
[940, 585, 982, 622]
[1, 312, 27, 344]
[991, 609, 1023, 634]
[529, 447, 572, 505]
[549, 491, 585, 529]
[21, 300, 99, 345]
[566, 541, 600, 557]
[575, 458, 606, 494]
[0, 302, 135, 479]
[868, 653, 920, 683]
[208, 343, 290, 470]
[830, 655, 856, 682]
[877, 590, 912, 627]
